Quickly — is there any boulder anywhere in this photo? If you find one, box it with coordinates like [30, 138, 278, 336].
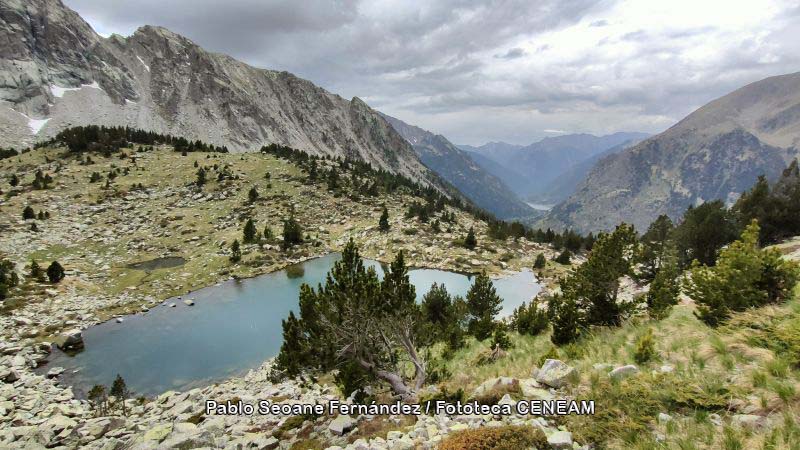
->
[547, 430, 573, 449]
[183, 299, 194, 306]
[535, 359, 576, 388]
[519, 379, 554, 401]
[329, 415, 357, 436]
[471, 377, 518, 398]
[47, 367, 65, 378]
[732, 414, 768, 430]
[142, 423, 173, 442]
[609, 365, 639, 380]
[57, 329, 84, 351]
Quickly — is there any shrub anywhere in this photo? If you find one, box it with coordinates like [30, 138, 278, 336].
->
[512, 300, 548, 336]
[554, 249, 571, 265]
[23, 205, 35, 220]
[633, 328, 657, 364]
[46, 261, 65, 283]
[533, 253, 546, 269]
[685, 220, 800, 326]
[439, 425, 548, 450]
[490, 322, 513, 350]
[463, 227, 477, 249]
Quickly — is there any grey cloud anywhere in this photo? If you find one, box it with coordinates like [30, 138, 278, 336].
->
[64, 0, 800, 145]
[495, 47, 526, 59]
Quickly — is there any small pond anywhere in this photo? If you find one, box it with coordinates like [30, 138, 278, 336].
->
[43, 253, 540, 396]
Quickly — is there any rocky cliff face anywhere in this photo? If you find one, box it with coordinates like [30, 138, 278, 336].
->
[543, 72, 800, 233]
[382, 114, 536, 220]
[0, 0, 432, 186]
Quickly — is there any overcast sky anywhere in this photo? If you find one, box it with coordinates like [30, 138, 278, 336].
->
[65, 0, 800, 145]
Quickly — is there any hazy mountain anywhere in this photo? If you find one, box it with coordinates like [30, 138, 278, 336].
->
[382, 115, 535, 219]
[535, 138, 644, 204]
[459, 133, 648, 200]
[458, 141, 524, 166]
[0, 0, 436, 188]
[543, 71, 800, 233]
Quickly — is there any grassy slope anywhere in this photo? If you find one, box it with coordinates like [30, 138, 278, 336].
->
[0, 145, 554, 332]
[440, 245, 800, 449]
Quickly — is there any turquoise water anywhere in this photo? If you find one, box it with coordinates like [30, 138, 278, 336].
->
[43, 254, 540, 396]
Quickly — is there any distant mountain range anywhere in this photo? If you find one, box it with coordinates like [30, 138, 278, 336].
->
[542, 71, 800, 233]
[382, 115, 536, 219]
[459, 132, 649, 203]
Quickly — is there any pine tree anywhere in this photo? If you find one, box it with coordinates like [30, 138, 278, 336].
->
[549, 294, 583, 345]
[230, 240, 241, 263]
[248, 186, 259, 203]
[646, 245, 680, 320]
[490, 322, 513, 350]
[0, 259, 19, 301]
[109, 374, 130, 416]
[10, 174, 19, 187]
[274, 312, 306, 377]
[463, 227, 477, 250]
[554, 249, 571, 265]
[243, 218, 258, 243]
[23, 205, 35, 220]
[263, 226, 274, 241]
[638, 214, 675, 281]
[46, 261, 65, 283]
[308, 159, 318, 181]
[685, 220, 800, 326]
[87, 385, 108, 417]
[30, 260, 43, 281]
[512, 300, 548, 336]
[466, 272, 502, 340]
[633, 328, 657, 364]
[533, 253, 546, 269]
[379, 206, 390, 232]
[282, 215, 303, 249]
[196, 167, 206, 186]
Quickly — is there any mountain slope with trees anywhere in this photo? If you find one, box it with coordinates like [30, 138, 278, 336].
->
[382, 114, 536, 220]
[544, 71, 800, 233]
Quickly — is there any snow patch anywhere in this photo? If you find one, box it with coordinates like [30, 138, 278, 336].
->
[49, 82, 103, 98]
[16, 111, 50, 135]
[136, 55, 150, 72]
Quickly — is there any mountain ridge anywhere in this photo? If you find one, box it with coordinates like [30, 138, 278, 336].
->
[0, 0, 436, 189]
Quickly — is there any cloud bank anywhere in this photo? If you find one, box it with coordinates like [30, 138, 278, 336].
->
[66, 0, 800, 145]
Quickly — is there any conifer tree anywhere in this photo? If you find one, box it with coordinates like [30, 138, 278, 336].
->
[109, 374, 130, 416]
[554, 249, 571, 265]
[466, 272, 502, 340]
[230, 240, 241, 263]
[282, 215, 303, 249]
[274, 311, 306, 377]
[248, 186, 259, 203]
[46, 261, 65, 283]
[638, 214, 675, 281]
[463, 227, 477, 250]
[243, 218, 258, 243]
[10, 174, 19, 187]
[23, 205, 35, 220]
[646, 245, 681, 320]
[490, 322, 513, 350]
[196, 167, 207, 186]
[379, 206, 390, 231]
[0, 259, 19, 301]
[30, 260, 43, 281]
[533, 253, 546, 269]
[87, 385, 108, 417]
[685, 220, 800, 326]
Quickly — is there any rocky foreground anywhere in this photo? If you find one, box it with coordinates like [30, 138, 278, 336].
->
[2, 343, 592, 450]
